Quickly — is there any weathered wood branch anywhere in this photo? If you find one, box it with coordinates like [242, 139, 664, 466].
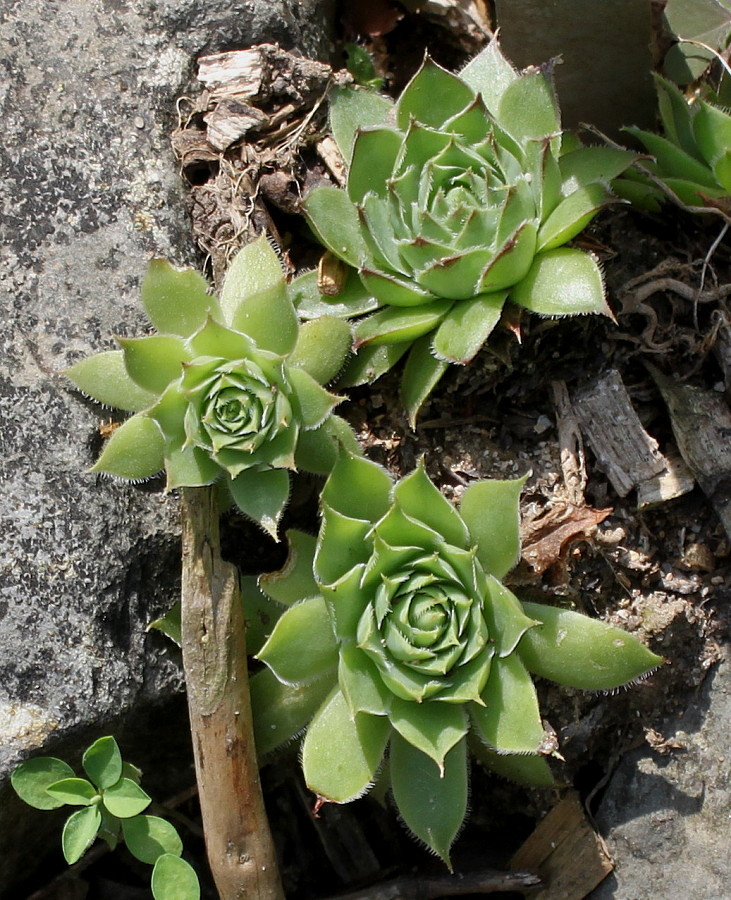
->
[324, 868, 542, 900]
[181, 486, 284, 900]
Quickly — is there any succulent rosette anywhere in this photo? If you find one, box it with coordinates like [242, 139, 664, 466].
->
[66, 236, 356, 537]
[249, 450, 661, 865]
[614, 74, 731, 213]
[299, 40, 636, 422]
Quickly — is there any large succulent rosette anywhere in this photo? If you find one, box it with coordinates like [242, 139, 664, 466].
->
[299, 40, 636, 423]
[249, 450, 661, 864]
[66, 237, 356, 536]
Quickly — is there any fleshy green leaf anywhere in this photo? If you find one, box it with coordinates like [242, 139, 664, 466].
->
[394, 461, 470, 548]
[348, 128, 403, 203]
[624, 127, 720, 189]
[330, 85, 394, 163]
[510, 248, 611, 318]
[302, 689, 391, 803]
[90, 414, 164, 480]
[46, 778, 97, 806]
[66, 351, 158, 412]
[102, 778, 152, 818]
[460, 476, 527, 579]
[483, 578, 538, 658]
[229, 467, 290, 540]
[359, 269, 437, 309]
[497, 68, 560, 141]
[460, 39, 518, 116]
[62, 806, 102, 864]
[259, 529, 318, 606]
[536, 183, 614, 252]
[257, 596, 338, 685]
[322, 450, 393, 523]
[654, 73, 702, 159]
[288, 366, 341, 430]
[519, 601, 663, 690]
[141, 258, 217, 337]
[288, 268, 379, 321]
[694, 99, 731, 169]
[218, 235, 284, 327]
[400, 336, 449, 428]
[304, 187, 369, 269]
[151, 854, 200, 900]
[396, 58, 476, 131]
[230, 281, 298, 357]
[390, 733, 468, 869]
[315, 503, 373, 585]
[338, 644, 391, 716]
[164, 444, 221, 489]
[559, 146, 639, 192]
[122, 815, 183, 864]
[118, 336, 191, 395]
[294, 414, 360, 475]
[471, 653, 545, 754]
[11, 757, 75, 810]
[339, 342, 409, 388]
[389, 698, 467, 772]
[250, 667, 336, 757]
[288, 316, 353, 385]
[471, 739, 555, 787]
[240, 576, 283, 656]
[353, 300, 453, 347]
[83, 736, 123, 790]
[432, 292, 506, 364]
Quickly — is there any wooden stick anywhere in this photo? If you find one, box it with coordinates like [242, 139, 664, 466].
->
[324, 869, 543, 900]
[181, 486, 285, 899]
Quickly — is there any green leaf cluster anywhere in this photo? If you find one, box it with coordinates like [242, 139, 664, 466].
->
[11, 737, 199, 900]
[250, 450, 662, 866]
[616, 75, 731, 213]
[66, 236, 356, 538]
[302, 40, 633, 422]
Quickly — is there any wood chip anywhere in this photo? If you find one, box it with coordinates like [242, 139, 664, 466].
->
[203, 98, 269, 151]
[510, 792, 613, 900]
[571, 369, 694, 507]
[551, 380, 587, 505]
[649, 364, 731, 540]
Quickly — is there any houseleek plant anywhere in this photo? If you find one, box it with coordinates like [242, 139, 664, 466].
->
[300, 40, 636, 422]
[250, 450, 662, 866]
[66, 236, 356, 537]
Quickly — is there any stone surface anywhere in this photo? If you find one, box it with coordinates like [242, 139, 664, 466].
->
[0, 1, 334, 895]
[590, 654, 731, 900]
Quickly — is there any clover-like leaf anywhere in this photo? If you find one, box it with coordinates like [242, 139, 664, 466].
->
[62, 805, 102, 864]
[151, 854, 200, 900]
[45, 778, 98, 806]
[102, 778, 152, 818]
[11, 757, 75, 810]
[122, 815, 183, 865]
[83, 736, 123, 790]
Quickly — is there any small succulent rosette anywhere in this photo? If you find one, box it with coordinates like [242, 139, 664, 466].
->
[614, 74, 731, 213]
[66, 237, 356, 537]
[249, 450, 661, 865]
[297, 40, 637, 422]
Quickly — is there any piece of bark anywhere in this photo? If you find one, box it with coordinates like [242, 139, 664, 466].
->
[204, 98, 270, 151]
[181, 487, 285, 900]
[571, 370, 694, 507]
[510, 792, 613, 900]
[197, 44, 333, 106]
[551, 380, 587, 505]
[649, 365, 731, 541]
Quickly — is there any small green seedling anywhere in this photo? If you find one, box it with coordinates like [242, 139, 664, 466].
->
[344, 43, 384, 90]
[299, 39, 635, 422]
[11, 736, 199, 900]
[66, 235, 357, 538]
[616, 74, 731, 213]
[247, 450, 662, 867]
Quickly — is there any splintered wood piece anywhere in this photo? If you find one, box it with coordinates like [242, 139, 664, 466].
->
[649, 365, 731, 540]
[510, 792, 613, 900]
[551, 380, 587, 505]
[326, 868, 543, 900]
[571, 369, 693, 507]
[204, 98, 269, 151]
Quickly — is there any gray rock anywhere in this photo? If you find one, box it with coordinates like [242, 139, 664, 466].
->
[0, 1, 334, 894]
[590, 654, 731, 900]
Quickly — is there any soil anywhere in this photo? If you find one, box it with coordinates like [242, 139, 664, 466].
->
[31, 7, 731, 900]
